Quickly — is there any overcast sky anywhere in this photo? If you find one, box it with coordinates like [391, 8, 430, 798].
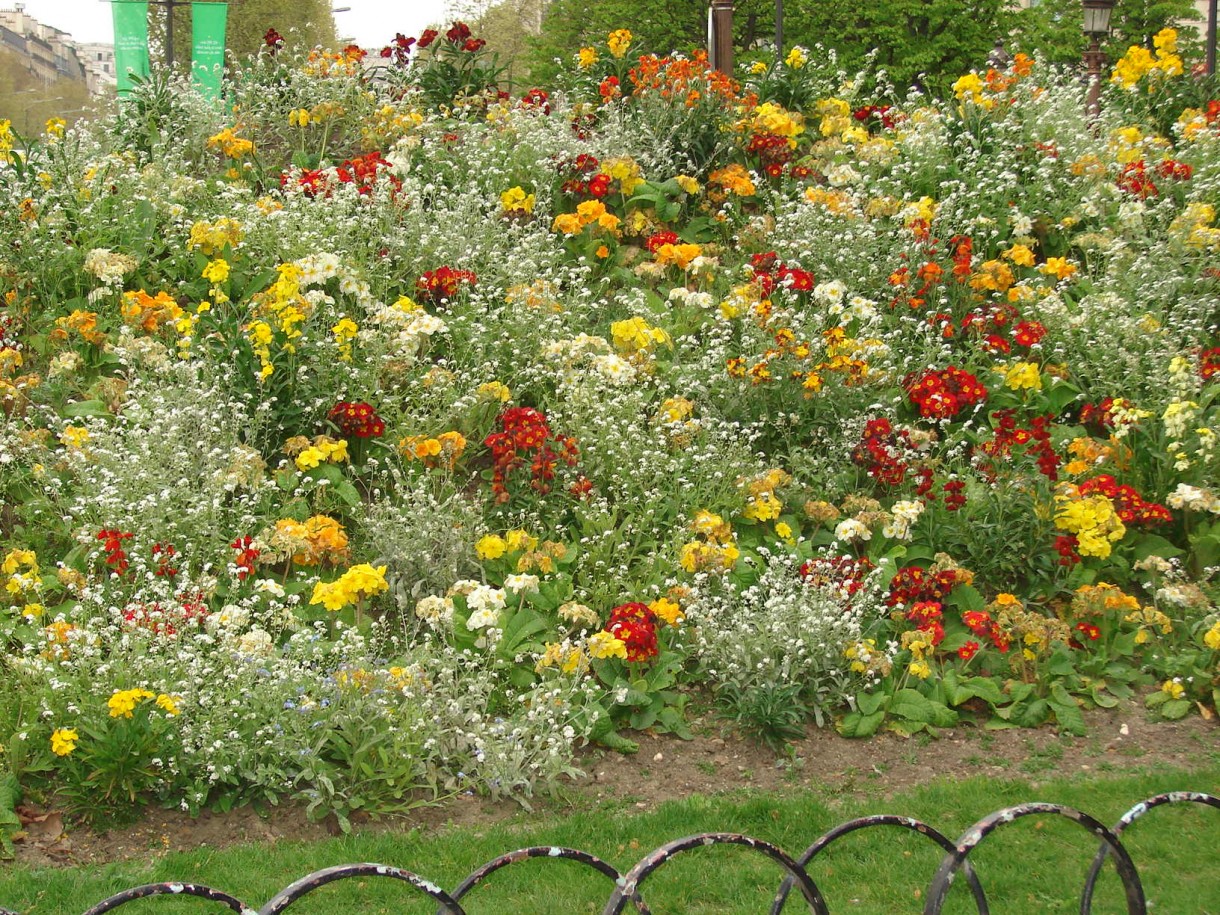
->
[11, 0, 455, 48]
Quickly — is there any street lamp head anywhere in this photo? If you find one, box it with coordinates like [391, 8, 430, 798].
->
[1082, 0, 1116, 40]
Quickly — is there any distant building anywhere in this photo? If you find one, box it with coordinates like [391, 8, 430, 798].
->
[76, 41, 117, 95]
[0, 2, 91, 87]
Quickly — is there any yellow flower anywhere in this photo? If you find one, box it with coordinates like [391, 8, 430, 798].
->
[1161, 679, 1185, 700]
[1039, 257, 1076, 281]
[611, 316, 670, 354]
[785, 47, 808, 69]
[500, 186, 536, 215]
[674, 175, 700, 195]
[952, 73, 986, 105]
[505, 529, 538, 552]
[774, 521, 795, 544]
[649, 597, 684, 626]
[309, 563, 389, 611]
[908, 660, 932, 679]
[202, 258, 230, 284]
[653, 243, 702, 269]
[1005, 361, 1042, 391]
[577, 47, 599, 68]
[295, 447, 324, 471]
[1204, 621, 1220, 650]
[108, 688, 155, 718]
[1055, 494, 1126, 558]
[155, 694, 181, 715]
[743, 492, 782, 521]
[606, 29, 632, 59]
[1003, 244, 1035, 267]
[477, 381, 512, 402]
[588, 629, 628, 659]
[50, 728, 78, 756]
[476, 534, 507, 560]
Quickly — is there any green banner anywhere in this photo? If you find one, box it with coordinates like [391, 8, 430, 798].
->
[191, 2, 228, 102]
[111, 1, 150, 96]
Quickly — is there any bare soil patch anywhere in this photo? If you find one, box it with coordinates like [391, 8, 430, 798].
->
[10, 701, 1219, 869]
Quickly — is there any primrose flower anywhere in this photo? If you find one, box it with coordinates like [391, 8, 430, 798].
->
[588, 629, 628, 659]
[1005, 362, 1043, 391]
[476, 534, 507, 559]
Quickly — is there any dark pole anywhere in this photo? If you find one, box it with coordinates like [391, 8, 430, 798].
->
[1208, 0, 1217, 75]
[147, 0, 187, 69]
[711, 0, 734, 75]
[1084, 36, 1103, 119]
[775, 0, 783, 53]
[165, 0, 174, 68]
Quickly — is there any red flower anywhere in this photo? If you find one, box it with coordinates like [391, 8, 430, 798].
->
[607, 603, 659, 662]
[416, 265, 478, 303]
[587, 174, 612, 198]
[958, 640, 980, 660]
[329, 401, 385, 439]
[417, 28, 439, 49]
[263, 28, 284, 51]
[904, 366, 988, 420]
[1013, 320, 1047, 347]
[1074, 621, 1101, 641]
[97, 528, 133, 574]
[231, 536, 260, 581]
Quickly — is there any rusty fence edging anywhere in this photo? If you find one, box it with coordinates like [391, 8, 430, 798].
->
[0, 791, 1214, 914]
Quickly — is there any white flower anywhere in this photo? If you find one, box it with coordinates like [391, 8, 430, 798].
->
[415, 594, 454, 626]
[834, 518, 872, 541]
[467, 585, 506, 615]
[504, 573, 540, 594]
[236, 628, 273, 656]
[254, 578, 285, 597]
[813, 280, 847, 307]
[467, 606, 500, 630]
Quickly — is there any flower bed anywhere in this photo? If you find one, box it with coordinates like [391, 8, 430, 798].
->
[0, 24, 1217, 831]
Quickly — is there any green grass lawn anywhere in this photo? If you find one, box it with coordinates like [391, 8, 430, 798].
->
[1, 765, 1218, 914]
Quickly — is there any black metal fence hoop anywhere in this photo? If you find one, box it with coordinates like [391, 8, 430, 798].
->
[1080, 791, 1220, 915]
[770, 815, 989, 915]
[80, 883, 251, 915]
[439, 845, 650, 915]
[922, 803, 1145, 915]
[258, 863, 465, 915]
[600, 832, 829, 915]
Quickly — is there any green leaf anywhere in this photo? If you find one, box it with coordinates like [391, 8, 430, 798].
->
[1005, 681, 1035, 704]
[1161, 698, 1192, 720]
[888, 688, 935, 724]
[947, 584, 986, 612]
[657, 706, 693, 739]
[331, 481, 361, 507]
[1090, 684, 1119, 708]
[1015, 698, 1050, 727]
[1131, 533, 1185, 561]
[62, 399, 111, 418]
[1046, 648, 1076, 678]
[926, 701, 959, 728]
[837, 710, 885, 738]
[1049, 699, 1086, 735]
[856, 690, 887, 716]
[596, 730, 639, 754]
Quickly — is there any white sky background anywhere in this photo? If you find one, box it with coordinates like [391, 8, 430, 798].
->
[11, 0, 456, 48]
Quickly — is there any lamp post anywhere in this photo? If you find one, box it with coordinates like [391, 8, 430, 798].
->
[711, 0, 734, 75]
[1082, 0, 1115, 119]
